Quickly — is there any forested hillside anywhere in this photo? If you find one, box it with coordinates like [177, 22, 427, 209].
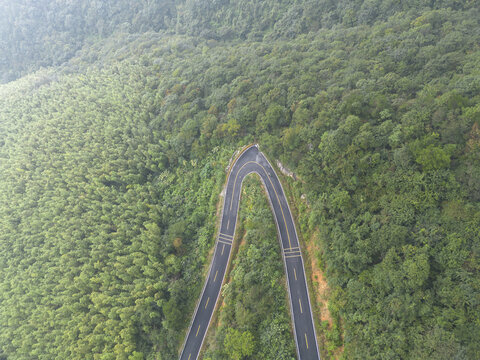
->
[1, 0, 477, 82]
[1, 1, 479, 359]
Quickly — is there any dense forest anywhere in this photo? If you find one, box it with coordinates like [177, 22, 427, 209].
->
[1, 1, 479, 359]
[1, 0, 477, 83]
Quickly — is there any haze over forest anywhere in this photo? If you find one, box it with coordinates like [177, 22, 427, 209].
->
[0, 1, 479, 359]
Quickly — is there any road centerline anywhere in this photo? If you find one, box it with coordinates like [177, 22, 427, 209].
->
[179, 145, 320, 360]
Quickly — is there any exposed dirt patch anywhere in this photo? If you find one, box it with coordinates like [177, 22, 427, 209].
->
[305, 232, 345, 359]
[305, 232, 333, 326]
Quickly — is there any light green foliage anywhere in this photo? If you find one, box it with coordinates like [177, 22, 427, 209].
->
[224, 329, 255, 360]
[415, 144, 452, 171]
[410, 133, 455, 171]
[203, 177, 296, 359]
[1, 1, 480, 359]
[0, 66, 231, 358]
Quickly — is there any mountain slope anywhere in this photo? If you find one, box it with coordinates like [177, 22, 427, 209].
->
[1, 2, 479, 359]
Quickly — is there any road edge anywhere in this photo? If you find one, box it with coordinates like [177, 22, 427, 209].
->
[178, 144, 257, 359]
[261, 150, 321, 359]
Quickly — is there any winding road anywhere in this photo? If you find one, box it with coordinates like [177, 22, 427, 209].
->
[179, 145, 320, 360]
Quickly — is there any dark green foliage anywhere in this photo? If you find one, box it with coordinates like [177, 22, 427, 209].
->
[1, 1, 480, 359]
[0, 0, 176, 83]
[2, 0, 479, 83]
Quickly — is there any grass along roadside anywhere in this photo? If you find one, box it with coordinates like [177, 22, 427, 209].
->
[202, 174, 296, 359]
[271, 161, 344, 360]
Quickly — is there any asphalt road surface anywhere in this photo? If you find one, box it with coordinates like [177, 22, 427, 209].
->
[179, 145, 320, 360]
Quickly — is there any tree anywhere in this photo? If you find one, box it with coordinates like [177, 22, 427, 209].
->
[415, 144, 453, 171]
[262, 103, 288, 130]
[224, 328, 255, 360]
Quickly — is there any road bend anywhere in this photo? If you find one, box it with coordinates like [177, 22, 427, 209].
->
[179, 144, 320, 360]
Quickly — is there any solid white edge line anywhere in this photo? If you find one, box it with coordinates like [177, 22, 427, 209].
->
[178, 146, 250, 360]
[179, 145, 258, 360]
[261, 150, 321, 359]
[180, 144, 320, 360]
[254, 167, 302, 360]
